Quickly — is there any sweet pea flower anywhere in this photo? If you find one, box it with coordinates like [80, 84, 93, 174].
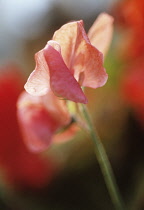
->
[17, 90, 78, 152]
[17, 13, 113, 152]
[25, 13, 113, 103]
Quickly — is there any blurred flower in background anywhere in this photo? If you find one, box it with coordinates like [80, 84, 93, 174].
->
[0, 65, 57, 190]
[113, 0, 144, 59]
[121, 59, 144, 127]
[113, 0, 144, 128]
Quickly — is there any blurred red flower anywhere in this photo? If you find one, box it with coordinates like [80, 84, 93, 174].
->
[121, 60, 144, 126]
[0, 65, 56, 189]
[114, 0, 144, 27]
[113, 0, 144, 59]
[113, 0, 144, 126]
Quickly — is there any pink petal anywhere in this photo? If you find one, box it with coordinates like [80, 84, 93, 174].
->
[53, 21, 78, 71]
[17, 91, 71, 152]
[41, 89, 71, 125]
[73, 21, 108, 88]
[43, 41, 88, 104]
[88, 13, 114, 56]
[53, 20, 107, 89]
[24, 50, 50, 96]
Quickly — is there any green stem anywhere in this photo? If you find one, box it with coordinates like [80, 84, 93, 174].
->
[80, 104, 126, 210]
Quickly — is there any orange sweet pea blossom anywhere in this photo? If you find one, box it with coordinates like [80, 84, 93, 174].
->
[17, 13, 113, 152]
[25, 13, 113, 104]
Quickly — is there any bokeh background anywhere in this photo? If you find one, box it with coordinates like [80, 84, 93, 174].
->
[0, 0, 144, 209]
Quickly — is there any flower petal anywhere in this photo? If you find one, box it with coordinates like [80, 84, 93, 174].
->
[73, 21, 108, 88]
[88, 13, 114, 56]
[24, 50, 50, 96]
[43, 41, 88, 104]
[17, 91, 71, 152]
[53, 21, 78, 71]
[53, 20, 108, 89]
